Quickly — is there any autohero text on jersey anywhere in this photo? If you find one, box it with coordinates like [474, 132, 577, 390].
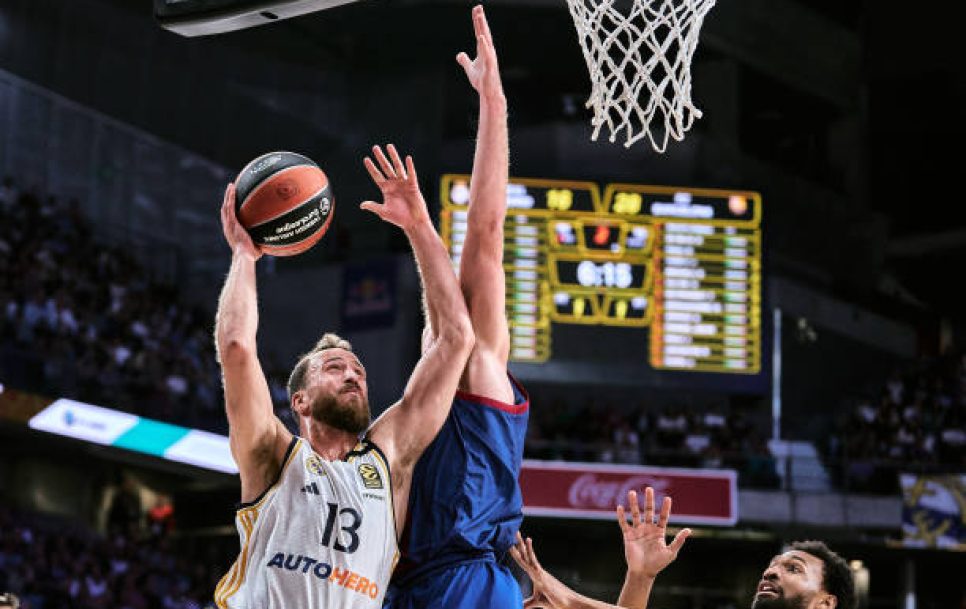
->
[266, 552, 380, 599]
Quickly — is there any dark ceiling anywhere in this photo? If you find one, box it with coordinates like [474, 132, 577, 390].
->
[7, 0, 966, 318]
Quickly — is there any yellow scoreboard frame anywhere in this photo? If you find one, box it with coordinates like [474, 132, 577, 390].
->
[440, 175, 762, 375]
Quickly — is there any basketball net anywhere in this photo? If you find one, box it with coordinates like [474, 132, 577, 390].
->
[565, 0, 716, 152]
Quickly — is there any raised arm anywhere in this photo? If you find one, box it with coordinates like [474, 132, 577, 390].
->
[416, 7, 511, 366]
[454, 5, 512, 367]
[363, 145, 475, 472]
[510, 488, 690, 609]
[215, 183, 292, 503]
[511, 533, 621, 609]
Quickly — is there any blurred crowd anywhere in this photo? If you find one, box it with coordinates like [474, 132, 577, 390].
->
[830, 351, 966, 493]
[2, 179, 963, 496]
[525, 398, 781, 489]
[0, 503, 225, 609]
[0, 180, 292, 434]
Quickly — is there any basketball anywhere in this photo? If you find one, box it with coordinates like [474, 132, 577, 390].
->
[233, 151, 334, 257]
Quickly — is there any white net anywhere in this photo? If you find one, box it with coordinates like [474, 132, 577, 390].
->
[565, 0, 717, 152]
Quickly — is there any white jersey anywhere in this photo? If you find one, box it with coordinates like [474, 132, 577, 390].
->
[214, 437, 398, 609]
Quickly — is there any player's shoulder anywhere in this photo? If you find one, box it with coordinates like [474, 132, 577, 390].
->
[346, 435, 392, 475]
[454, 371, 529, 415]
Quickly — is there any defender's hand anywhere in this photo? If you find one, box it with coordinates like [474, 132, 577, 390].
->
[456, 5, 505, 104]
[361, 144, 430, 233]
[511, 533, 572, 609]
[617, 488, 691, 578]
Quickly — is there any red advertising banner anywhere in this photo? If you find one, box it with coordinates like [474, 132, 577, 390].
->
[521, 460, 737, 526]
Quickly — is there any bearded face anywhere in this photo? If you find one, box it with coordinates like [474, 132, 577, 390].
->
[295, 348, 371, 434]
[752, 551, 829, 609]
[307, 385, 370, 434]
[752, 593, 807, 609]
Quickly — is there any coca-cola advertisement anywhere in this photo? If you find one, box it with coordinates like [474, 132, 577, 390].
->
[520, 460, 737, 525]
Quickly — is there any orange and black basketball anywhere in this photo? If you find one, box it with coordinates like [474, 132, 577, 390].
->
[234, 151, 334, 257]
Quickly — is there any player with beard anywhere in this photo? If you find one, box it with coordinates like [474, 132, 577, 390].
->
[750, 541, 855, 609]
[212, 144, 475, 609]
[512, 509, 854, 609]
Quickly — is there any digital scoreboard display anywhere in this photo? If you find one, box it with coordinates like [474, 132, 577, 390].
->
[440, 175, 762, 376]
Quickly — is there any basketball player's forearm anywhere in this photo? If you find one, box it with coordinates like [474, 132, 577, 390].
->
[418, 98, 507, 335]
[458, 96, 511, 351]
[468, 98, 508, 227]
[557, 588, 624, 609]
[215, 252, 260, 355]
[406, 221, 471, 339]
[420, 290, 440, 340]
[616, 572, 656, 609]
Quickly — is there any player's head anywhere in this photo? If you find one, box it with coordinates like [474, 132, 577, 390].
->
[0, 592, 20, 609]
[752, 541, 854, 609]
[288, 333, 370, 435]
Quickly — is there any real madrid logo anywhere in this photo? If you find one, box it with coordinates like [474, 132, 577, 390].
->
[305, 455, 326, 476]
[358, 463, 383, 489]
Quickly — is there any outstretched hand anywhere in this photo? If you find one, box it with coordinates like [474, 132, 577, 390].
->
[220, 182, 262, 260]
[456, 5, 505, 103]
[617, 487, 691, 578]
[360, 144, 430, 233]
[510, 532, 572, 609]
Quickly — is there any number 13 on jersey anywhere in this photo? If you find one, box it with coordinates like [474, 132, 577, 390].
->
[321, 502, 362, 553]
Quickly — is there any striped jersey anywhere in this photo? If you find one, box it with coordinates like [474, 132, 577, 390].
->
[215, 436, 398, 609]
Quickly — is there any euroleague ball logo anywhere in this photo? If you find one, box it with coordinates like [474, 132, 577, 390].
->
[275, 179, 300, 201]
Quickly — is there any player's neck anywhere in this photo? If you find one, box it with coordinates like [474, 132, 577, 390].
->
[302, 419, 359, 461]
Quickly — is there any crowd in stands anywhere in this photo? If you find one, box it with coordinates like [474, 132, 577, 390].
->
[0, 501, 226, 609]
[0, 180, 293, 434]
[830, 351, 966, 493]
[0, 179, 781, 485]
[3, 179, 963, 496]
[525, 398, 781, 489]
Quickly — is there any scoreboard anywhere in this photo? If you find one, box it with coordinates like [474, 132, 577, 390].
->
[440, 176, 762, 375]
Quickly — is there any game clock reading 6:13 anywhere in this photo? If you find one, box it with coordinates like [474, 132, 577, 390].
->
[439, 175, 762, 375]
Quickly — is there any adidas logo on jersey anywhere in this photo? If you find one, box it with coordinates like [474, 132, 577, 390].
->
[300, 482, 320, 495]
